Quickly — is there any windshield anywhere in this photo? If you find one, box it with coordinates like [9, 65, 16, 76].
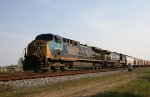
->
[35, 34, 53, 41]
[55, 36, 62, 43]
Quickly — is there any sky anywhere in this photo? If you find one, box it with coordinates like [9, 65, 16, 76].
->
[0, 0, 150, 66]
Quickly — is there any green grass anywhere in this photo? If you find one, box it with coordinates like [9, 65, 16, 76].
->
[91, 71, 150, 97]
[0, 68, 150, 97]
[91, 92, 142, 97]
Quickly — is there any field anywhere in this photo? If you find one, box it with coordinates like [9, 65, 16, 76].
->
[91, 68, 150, 97]
[0, 68, 150, 97]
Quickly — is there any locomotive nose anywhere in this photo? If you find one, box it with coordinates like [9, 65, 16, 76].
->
[27, 40, 47, 57]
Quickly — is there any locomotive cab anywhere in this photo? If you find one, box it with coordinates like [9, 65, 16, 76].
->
[35, 34, 64, 59]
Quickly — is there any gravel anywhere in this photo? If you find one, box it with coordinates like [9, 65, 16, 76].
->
[0, 70, 126, 88]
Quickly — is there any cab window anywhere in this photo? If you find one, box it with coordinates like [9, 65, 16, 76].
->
[55, 36, 62, 43]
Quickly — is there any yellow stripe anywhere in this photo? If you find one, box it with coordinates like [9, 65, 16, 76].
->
[46, 43, 52, 58]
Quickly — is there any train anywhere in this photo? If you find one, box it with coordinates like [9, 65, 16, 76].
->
[22, 33, 150, 72]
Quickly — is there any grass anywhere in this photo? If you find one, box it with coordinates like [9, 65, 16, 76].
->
[0, 68, 150, 97]
[91, 92, 143, 97]
[91, 70, 150, 97]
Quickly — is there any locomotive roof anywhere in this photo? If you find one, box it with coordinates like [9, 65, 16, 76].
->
[35, 33, 54, 40]
[35, 34, 135, 58]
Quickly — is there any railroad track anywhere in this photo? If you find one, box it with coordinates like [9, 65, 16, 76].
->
[0, 68, 128, 81]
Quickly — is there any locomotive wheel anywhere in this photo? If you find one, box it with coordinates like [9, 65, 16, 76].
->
[34, 64, 41, 73]
[110, 64, 114, 68]
[51, 66, 57, 72]
[68, 63, 73, 69]
[98, 66, 101, 69]
[95, 66, 97, 69]
[42, 69, 48, 73]
[60, 66, 65, 72]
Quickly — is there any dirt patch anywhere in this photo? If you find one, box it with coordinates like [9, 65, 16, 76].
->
[34, 72, 142, 97]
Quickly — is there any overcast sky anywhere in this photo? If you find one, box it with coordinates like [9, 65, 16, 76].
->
[0, 0, 150, 66]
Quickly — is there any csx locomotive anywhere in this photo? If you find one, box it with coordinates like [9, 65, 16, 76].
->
[22, 33, 150, 72]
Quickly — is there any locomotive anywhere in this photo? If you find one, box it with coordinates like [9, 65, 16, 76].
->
[22, 33, 150, 72]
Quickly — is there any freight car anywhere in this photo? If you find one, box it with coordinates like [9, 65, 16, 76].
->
[22, 33, 149, 72]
